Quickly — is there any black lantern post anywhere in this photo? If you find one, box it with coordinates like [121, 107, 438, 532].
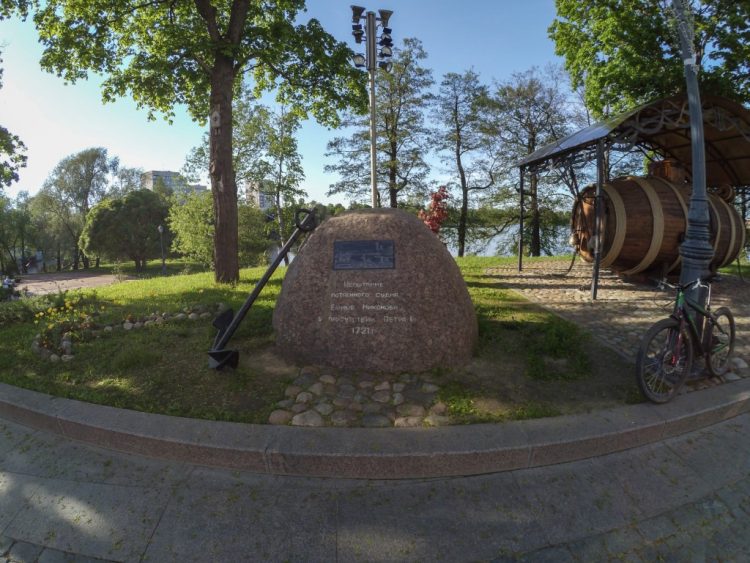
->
[350, 5, 393, 208]
[671, 0, 713, 322]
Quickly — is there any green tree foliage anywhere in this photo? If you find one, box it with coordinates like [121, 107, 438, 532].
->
[18, 0, 365, 284]
[108, 166, 144, 198]
[485, 67, 572, 257]
[80, 190, 169, 271]
[432, 70, 501, 256]
[549, 0, 750, 117]
[0, 195, 18, 273]
[185, 97, 306, 264]
[326, 38, 434, 208]
[168, 191, 267, 269]
[27, 192, 66, 272]
[168, 190, 214, 268]
[38, 147, 117, 269]
[237, 203, 269, 267]
[0, 50, 27, 190]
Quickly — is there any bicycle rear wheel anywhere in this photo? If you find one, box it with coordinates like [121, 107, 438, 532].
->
[636, 318, 693, 403]
[706, 307, 735, 377]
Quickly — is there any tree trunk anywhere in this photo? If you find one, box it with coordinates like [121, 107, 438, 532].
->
[209, 56, 240, 284]
[20, 232, 26, 274]
[56, 243, 61, 271]
[455, 122, 467, 258]
[73, 245, 80, 270]
[530, 173, 541, 256]
[276, 190, 289, 267]
[389, 144, 398, 208]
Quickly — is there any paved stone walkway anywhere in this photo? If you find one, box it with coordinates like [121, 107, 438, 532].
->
[488, 261, 750, 390]
[1, 412, 749, 561]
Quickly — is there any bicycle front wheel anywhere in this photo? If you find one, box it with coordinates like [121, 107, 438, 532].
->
[636, 318, 693, 403]
[706, 307, 735, 377]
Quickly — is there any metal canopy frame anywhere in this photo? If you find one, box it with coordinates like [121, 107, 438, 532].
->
[516, 94, 750, 299]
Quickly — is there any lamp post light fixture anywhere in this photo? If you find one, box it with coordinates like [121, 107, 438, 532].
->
[350, 5, 394, 208]
[157, 224, 167, 276]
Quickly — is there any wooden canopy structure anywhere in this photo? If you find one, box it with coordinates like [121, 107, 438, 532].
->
[516, 93, 750, 298]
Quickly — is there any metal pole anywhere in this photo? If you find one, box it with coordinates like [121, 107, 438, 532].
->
[672, 0, 713, 329]
[518, 166, 525, 271]
[366, 11, 378, 208]
[591, 139, 605, 300]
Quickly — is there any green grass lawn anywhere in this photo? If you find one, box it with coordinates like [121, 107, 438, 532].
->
[719, 252, 750, 279]
[0, 255, 636, 424]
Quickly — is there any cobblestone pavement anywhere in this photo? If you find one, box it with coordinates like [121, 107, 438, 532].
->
[1, 412, 749, 561]
[488, 261, 750, 390]
[269, 367, 448, 428]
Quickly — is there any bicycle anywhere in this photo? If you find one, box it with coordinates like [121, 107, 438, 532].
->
[635, 274, 736, 403]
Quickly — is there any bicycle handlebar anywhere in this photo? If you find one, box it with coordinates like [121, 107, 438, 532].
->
[655, 272, 719, 292]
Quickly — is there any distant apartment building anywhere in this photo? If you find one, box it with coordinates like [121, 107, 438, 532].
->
[141, 170, 207, 194]
[244, 180, 275, 210]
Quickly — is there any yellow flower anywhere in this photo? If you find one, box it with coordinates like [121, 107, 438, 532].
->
[47, 323, 54, 330]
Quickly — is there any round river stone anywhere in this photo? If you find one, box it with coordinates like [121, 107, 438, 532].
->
[273, 208, 477, 372]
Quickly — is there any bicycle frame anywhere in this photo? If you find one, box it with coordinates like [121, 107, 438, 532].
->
[671, 280, 715, 358]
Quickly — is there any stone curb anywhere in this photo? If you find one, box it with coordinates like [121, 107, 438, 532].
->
[1, 380, 749, 480]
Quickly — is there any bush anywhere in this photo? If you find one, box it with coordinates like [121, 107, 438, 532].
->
[168, 191, 269, 269]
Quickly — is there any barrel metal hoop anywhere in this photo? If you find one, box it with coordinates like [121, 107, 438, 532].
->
[715, 196, 736, 267]
[600, 184, 626, 268]
[622, 178, 664, 276]
[707, 197, 721, 255]
[654, 177, 688, 274]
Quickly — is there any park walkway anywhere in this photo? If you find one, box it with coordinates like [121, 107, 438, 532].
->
[488, 260, 750, 387]
[1, 412, 749, 561]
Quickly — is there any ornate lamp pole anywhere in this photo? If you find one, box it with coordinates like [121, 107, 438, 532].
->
[671, 0, 713, 319]
[351, 5, 394, 208]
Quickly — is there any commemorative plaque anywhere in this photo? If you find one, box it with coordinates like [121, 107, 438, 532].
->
[333, 240, 395, 270]
[272, 208, 477, 372]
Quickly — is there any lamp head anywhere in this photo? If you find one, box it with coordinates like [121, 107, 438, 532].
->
[378, 60, 393, 73]
[378, 9, 393, 27]
[351, 5, 365, 22]
[378, 33, 393, 47]
[157, 224, 164, 234]
[353, 53, 366, 68]
[379, 46, 393, 58]
[352, 24, 364, 43]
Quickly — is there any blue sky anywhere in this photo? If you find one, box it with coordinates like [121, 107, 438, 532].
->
[0, 0, 562, 203]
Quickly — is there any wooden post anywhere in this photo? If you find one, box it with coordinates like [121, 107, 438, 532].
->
[591, 139, 604, 300]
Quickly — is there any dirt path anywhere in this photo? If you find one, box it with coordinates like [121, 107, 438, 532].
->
[16, 271, 132, 296]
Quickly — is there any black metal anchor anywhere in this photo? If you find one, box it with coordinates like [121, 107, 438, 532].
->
[208, 208, 318, 370]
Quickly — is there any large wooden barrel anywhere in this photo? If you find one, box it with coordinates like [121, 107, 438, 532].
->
[571, 176, 745, 276]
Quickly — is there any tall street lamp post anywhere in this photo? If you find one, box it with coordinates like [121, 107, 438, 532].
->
[351, 5, 393, 209]
[671, 0, 713, 326]
[157, 224, 167, 275]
